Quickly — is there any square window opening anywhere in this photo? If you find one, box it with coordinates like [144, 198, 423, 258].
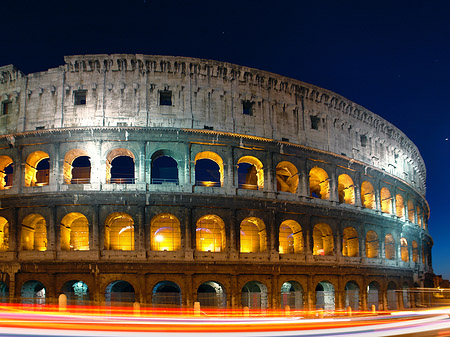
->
[310, 115, 320, 130]
[160, 90, 172, 106]
[1, 101, 11, 115]
[360, 135, 368, 147]
[74, 91, 87, 105]
[242, 100, 254, 115]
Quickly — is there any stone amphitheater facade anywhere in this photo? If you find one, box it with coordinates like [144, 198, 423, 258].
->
[0, 54, 432, 311]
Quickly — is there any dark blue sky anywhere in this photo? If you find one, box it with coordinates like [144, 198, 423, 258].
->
[2, 0, 449, 278]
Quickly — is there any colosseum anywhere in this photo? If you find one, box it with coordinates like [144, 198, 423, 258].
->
[0, 54, 433, 311]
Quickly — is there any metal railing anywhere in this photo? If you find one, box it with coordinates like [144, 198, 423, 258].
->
[151, 178, 179, 185]
[106, 178, 136, 184]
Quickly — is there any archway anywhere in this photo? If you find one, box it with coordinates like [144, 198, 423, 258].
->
[342, 227, 359, 257]
[412, 241, 419, 263]
[279, 220, 303, 254]
[367, 281, 380, 310]
[276, 161, 298, 193]
[196, 215, 225, 252]
[385, 234, 396, 260]
[197, 281, 226, 308]
[315, 281, 335, 311]
[240, 217, 266, 253]
[380, 187, 392, 214]
[407, 200, 415, 222]
[150, 214, 181, 251]
[25, 151, 50, 187]
[105, 280, 135, 305]
[309, 167, 329, 199]
[395, 194, 404, 218]
[237, 156, 264, 190]
[152, 281, 181, 307]
[361, 181, 375, 209]
[63, 149, 91, 184]
[338, 174, 355, 204]
[21, 214, 47, 251]
[21, 280, 45, 304]
[60, 212, 89, 251]
[194, 151, 223, 187]
[0, 217, 9, 252]
[344, 281, 360, 310]
[313, 223, 334, 256]
[151, 153, 178, 184]
[401, 237, 409, 262]
[280, 281, 303, 310]
[0, 156, 13, 190]
[104, 213, 134, 251]
[242, 281, 268, 309]
[387, 282, 397, 310]
[61, 280, 90, 305]
[106, 148, 135, 184]
[365, 230, 379, 258]
[0, 281, 8, 303]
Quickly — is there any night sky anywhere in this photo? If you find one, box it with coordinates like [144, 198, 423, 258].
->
[2, 1, 450, 279]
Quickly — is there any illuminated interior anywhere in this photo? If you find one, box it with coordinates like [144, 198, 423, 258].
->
[196, 215, 225, 252]
[412, 240, 418, 263]
[278, 220, 303, 254]
[395, 194, 404, 218]
[106, 148, 135, 184]
[400, 237, 409, 262]
[194, 151, 223, 187]
[365, 230, 379, 258]
[417, 206, 423, 228]
[104, 213, 134, 250]
[237, 156, 264, 190]
[338, 174, 355, 204]
[360, 181, 375, 209]
[380, 187, 392, 214]
[309, 167, 329, 199]
[276, 161, 299, 193]
[151, 151, 178, 184]
[63, 149, 91, 184]
[25, 151, 50, 187]
[280, 281, 304, 310]
[0, 156, 13, 190]
[21, 214, 47, 251]
[407, 199, 415, 222]
[312, 223, 334, 256]
[0, 217, 9, 251]
[240, 217, 266, 253]
[150, 213, 181, 251]
[342, 227, 359, 257]
[242, 281, 268, 309]
[384, 234, 395, 260]
[60, 212, 89, 251]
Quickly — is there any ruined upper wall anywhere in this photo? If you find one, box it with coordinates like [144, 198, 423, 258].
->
[0, 54, 426, 194]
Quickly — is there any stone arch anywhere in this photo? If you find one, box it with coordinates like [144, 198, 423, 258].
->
[385, 234, 396, 260]
[407, 199, 415, 222]
[60, 212, 89, 251]
[338, 174, 355, 204]
[152, 281, 182, 307]
[280, 281, 303, 310]
[0, 281, 8, 303]
[150, 213, 181, 251]
[313, 223, 334, 256]
[197, 281, 226, 308]
[151, 150, 179, 184]
[315, 281, 335, 311]
[106, 148, 135, 184]
[276, 161, 299, 193]
[195, 215, 225, 252]
[365, 230, 379, 258]
[61, 280, 90, 305]
[0, 155, 13, 189]
[387, 281, 397, 310]
[279, 220, 303, 254]
[0, 216, 9, 252]
[400, 237, 409, 262]
[361, 181, 375, 209]
[194, 151, 223, 187]
[367, 281, 380, 310]
[380, 187, 392, 214]
[342, 227, 359, 257]
[21, 214, 47, 251]
[25, 151, 50, 187]
[241, 281, 268, 309]
[309, 167, 330, 200]
[412, 240, 419, 263]
[240, 217, 267, 253]
[105, 280, 135, 305]
[21, 280, 45, 304]
[238, 156, 264, 190]
[344, 281, 360, 310]
[395, 194, 404, 218]
[104, 212, 134, 251]
[63, 149, 91, 184]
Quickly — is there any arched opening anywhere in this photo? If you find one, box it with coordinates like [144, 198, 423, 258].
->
[279, 220, 303, 254]
[238, 156, 264, 190]
[338, 174, 355, 204]
[417, 206, 423, 228]
[367, 281, 380, 310]
[380, 187, 392, 214]
[402, 283, 410, 309]
[385, 234, 396, 260]
[309, 167, 330, 199]
[0, 217, 9, 252]
[315, 281, 335, 311]
[21, 214, 47, 251]
[280, 281, 303, 310]
[242, 281, 268, 309]
[400, 237, 409, 262]
[197, 281, 226, 308]
[313, 223, 334, 256]
[151, 152, 178, 184]
[407, 200, 415, 222]
[387, 282, 397, 310]
[0, 156, 13, 190]
[276, 161, 299, 193]
[21, 280, 45, 304]
[342, 227, 359, 257]
[60, 213, 89, 251]
[63, 149, 91, 184]
[152, 281, 181, 307]
[412, 241, 419, 263]
[194, 151, 223, 187]
[0, 281, 9, 303]
[240, 217, 267, 253]
[25, 151, 50, 187]
[361, 181, 375, 209]
[345, 281, 360, 310]
[104, 213, 134, 251]
[365, 230, 379, 258]
[150, 214, 181, 251]
[395, 194, 404, 218]
[105, 280, 135, 305]
[106, 148, 135, 184]
[61, 280, 90, 305]
[196, 215, 225, 252]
